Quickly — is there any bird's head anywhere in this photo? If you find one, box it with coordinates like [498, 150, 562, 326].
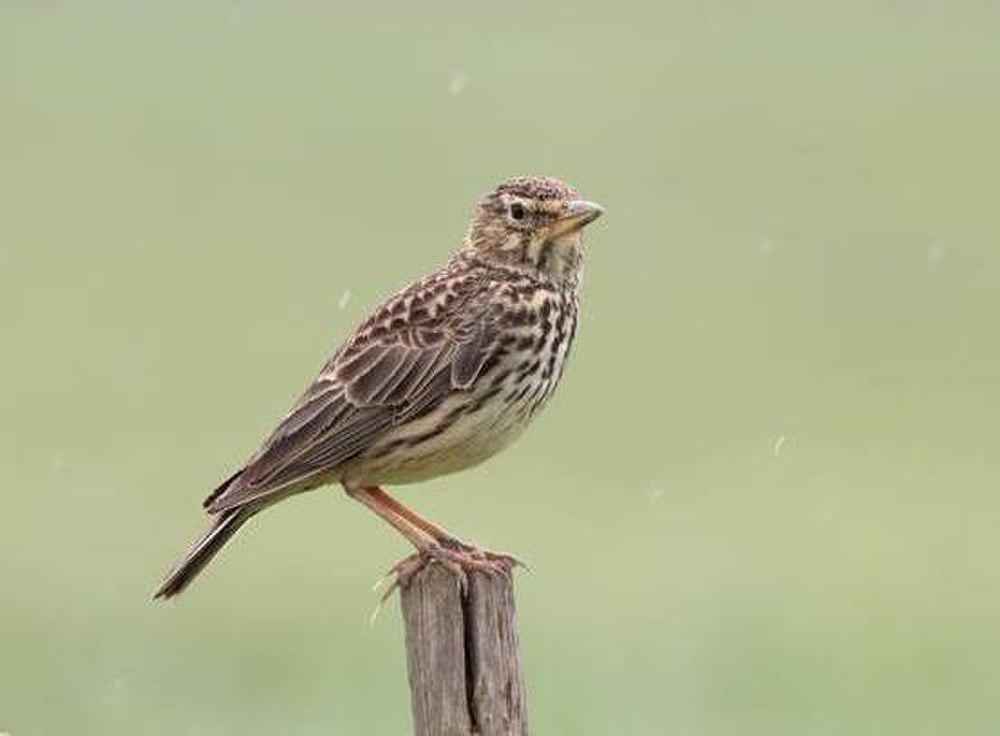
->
[465, 175, 604, 283]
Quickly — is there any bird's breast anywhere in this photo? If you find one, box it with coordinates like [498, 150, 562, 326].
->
[348, 286, 579, 486]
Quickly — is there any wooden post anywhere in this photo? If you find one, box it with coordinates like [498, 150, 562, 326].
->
[400, 564, 528, 736]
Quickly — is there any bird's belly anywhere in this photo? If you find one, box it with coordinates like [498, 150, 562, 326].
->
[378, 421, 528, 485]
[347, 377, 552, 486]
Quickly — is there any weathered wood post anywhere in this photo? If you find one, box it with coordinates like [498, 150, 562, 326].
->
[400, 564, 528, 736]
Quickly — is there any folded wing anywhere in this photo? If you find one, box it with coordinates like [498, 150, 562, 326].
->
[204, 280, 496, 513]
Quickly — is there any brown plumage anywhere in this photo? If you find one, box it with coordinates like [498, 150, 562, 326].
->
[154, 175, 603, 599]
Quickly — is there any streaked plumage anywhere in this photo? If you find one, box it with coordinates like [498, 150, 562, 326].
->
[154, 175, 603, 599]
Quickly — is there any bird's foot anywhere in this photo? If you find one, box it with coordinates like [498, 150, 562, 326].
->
[370, 541, 524, 622]
[435, 535, 528, 576]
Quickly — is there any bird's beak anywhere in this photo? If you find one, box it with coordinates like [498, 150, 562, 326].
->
[551, 200, 605, 237]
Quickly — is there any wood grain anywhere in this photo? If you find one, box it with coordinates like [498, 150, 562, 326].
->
[400, 565, 528, 736]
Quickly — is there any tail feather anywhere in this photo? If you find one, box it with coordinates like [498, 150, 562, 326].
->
[202, 468, 244, 510]
[153, 508, 250, 600]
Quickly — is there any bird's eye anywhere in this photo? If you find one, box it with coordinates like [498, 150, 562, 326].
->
[509, 202, 525, 221]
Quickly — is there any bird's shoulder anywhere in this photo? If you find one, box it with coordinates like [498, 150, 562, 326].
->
[336, 253, 488, 362]
[324, 251, 560, 374]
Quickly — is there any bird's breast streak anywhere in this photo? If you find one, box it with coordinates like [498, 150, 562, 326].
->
[350, 286, 578, 486]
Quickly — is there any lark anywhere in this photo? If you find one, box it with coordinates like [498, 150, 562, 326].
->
[154, 175, 603, 599]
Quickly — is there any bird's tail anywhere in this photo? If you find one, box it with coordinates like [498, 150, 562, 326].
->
[153, 507, 251, 600]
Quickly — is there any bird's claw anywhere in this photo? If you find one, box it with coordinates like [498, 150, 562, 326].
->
[436, 537, 529, 572]
[369, 542, 522, 624]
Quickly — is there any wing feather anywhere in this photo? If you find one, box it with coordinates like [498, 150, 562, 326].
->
[205, 267, 498, 513]
[346, 345, 410, 405]
[452, 314, 494, 389]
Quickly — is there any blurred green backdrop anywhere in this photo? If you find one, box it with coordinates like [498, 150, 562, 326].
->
[2, 1, 1000, 734]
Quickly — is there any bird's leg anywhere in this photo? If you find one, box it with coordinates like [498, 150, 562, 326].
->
[355, 485, 524, 568]
[344, 485, 520, 596]
[357, 486, 467, 547]
[345, 485, 439, 550]
[344, 484, 465, 596]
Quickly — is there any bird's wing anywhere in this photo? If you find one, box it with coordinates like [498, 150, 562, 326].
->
[204, 269, 498, 513]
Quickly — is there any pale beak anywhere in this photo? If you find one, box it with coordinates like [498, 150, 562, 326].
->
[552, 199, 605, 237]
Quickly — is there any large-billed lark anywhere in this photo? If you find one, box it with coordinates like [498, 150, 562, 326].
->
[154, 175, 603, 599]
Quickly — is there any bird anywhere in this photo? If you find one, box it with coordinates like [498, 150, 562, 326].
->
[153, 175, 604, 600]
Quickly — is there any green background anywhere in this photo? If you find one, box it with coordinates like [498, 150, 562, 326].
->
[2, 2, 999, 733]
